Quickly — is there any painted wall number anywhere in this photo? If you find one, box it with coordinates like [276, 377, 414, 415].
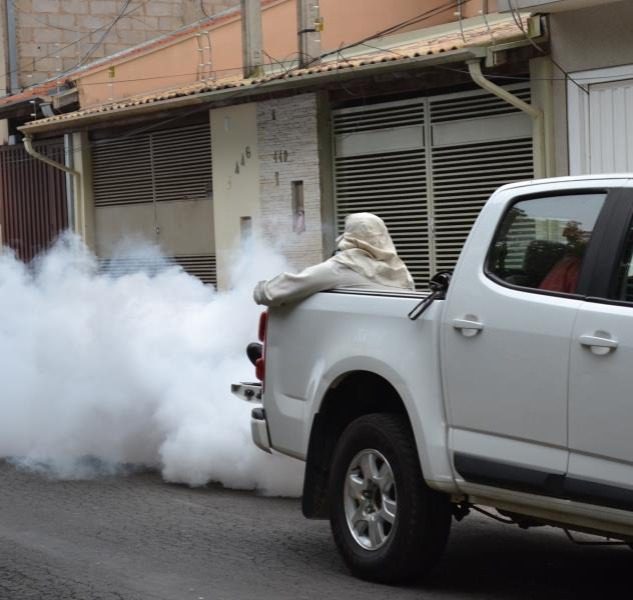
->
[234, 146, 253, 175]
[273, 150, 289, 163]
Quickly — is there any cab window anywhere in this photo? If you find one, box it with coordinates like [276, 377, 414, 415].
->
[488, 193, 606, 294]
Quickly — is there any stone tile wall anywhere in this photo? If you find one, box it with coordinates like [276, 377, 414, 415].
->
[14, 0, 238, 85]
[257, 94, 324, 271]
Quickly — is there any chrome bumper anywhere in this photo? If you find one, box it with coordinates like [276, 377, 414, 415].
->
[231, 382, 271, 453]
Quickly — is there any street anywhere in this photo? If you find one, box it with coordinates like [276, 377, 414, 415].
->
[0, 460, 630, 600]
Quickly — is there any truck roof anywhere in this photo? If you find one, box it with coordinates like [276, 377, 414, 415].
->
[497, 174, 633, 193]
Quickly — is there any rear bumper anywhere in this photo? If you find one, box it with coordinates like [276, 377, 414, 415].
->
[231, 382, 271, 454]
[250, 406, 272, 454]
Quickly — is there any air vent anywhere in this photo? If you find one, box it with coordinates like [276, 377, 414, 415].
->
[333, 84, 535, 289]
[432, 138, 534, 272]
[333, 99, 425, 134]
[430, 85, 531, 123]
[335, 148, 431, 287]
[93, 123, 212, 207]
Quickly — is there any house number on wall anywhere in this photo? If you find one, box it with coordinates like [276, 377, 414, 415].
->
[234, 146, 253, 174]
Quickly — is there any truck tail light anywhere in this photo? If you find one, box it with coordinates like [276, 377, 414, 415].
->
[256, 310, 268, 383]
[258, 310, 268, 342]
[255, 357, 265, 381]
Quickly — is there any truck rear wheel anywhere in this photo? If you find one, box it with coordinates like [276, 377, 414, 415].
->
[329, 413, 451, 584]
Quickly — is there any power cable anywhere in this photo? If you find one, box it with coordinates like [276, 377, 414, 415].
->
[76, 0, 133, 68]
[11, 0, 94, 33]
[2, 0, 147, 93]
[11, 0, 520, 163]
[506, 0, 588, 96]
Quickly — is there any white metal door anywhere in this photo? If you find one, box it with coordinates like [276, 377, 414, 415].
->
[588, 78, 633, 173]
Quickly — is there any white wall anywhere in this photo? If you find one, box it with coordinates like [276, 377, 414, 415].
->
[257, 94, 323, 272]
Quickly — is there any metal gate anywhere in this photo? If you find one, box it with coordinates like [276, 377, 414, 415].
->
[333, 85, 534, 286]
[91, 122, 216, 285]
[0, 140, 68, 262]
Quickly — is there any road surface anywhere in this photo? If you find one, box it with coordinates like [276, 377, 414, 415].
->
[0, 460, 630, 599]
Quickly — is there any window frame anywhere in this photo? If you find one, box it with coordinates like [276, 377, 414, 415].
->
[483, 188, 620, 300]
[582, 188, 633, 307]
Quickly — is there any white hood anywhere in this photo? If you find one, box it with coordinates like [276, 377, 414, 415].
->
[331, 213, 415, 290]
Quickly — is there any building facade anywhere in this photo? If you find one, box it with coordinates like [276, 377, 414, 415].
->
[20, 6, 541, 289]
[498, 0, 633, 176]
[1, 0, 239, 89]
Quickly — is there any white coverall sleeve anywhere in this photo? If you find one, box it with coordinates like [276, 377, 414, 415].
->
[253, 261, 343, 307]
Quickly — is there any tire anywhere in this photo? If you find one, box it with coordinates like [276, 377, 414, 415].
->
[329, 413, 451, 584]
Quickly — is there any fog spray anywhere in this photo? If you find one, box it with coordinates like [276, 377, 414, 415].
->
[0, 234, 303, 496]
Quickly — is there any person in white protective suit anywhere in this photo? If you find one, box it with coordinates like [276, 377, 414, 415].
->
[253, 212, 415, 307]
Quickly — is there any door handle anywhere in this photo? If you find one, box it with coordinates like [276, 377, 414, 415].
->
[452, 318, 484, 338]
[579, 333, 618, 356]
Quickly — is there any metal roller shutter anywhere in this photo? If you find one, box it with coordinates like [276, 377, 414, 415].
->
[93, 123, 212, 207]
[430, 87, 533, 272]
[334, 99, 431, 285]
[333, 85, 534, 288]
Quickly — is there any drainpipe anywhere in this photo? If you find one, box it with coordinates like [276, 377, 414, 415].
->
[467, 59, 547, 178]
[23, 135, 81, 231]
[240, 0, 263, 78]
[64, 133, 76, 229]
[6, 0, 18, 93]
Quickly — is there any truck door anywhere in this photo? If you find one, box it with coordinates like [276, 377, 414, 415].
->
[567, 196, 633, 510]
[442, 190, 608, 491]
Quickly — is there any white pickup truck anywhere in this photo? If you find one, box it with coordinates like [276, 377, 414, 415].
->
[233, 175, 633, 583]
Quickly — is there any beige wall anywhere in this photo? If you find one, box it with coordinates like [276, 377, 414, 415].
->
[77, 35, 204, 107]
[549, 0, 633, 175]
[549, 1, 633, 73]
[76, 0, 496, 107]
[210, 102, 260, 290]
[11, 0, 239, 86]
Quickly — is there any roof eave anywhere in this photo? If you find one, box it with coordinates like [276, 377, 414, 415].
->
[20, 47, 485, 136]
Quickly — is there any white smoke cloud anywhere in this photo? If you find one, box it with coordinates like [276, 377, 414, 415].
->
[0, 233, 303, 496]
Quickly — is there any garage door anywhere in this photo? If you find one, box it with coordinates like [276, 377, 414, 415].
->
[333, 85, 534, 287]
[91, 122, 216, 285]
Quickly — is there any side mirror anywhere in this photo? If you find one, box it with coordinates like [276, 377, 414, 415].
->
[408, 270, 452, 321]
[429, 270, 452, 293]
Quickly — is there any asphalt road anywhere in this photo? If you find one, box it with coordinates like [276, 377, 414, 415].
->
[0, 460, 631, 600]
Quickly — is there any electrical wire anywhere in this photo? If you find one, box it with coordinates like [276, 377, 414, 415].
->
[506, 0, 588, 96]
[10, 0, 525, 163]
[2, 0, 148, 93]
[11, 0, 95, 33]
[76, 0, 134, 67]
